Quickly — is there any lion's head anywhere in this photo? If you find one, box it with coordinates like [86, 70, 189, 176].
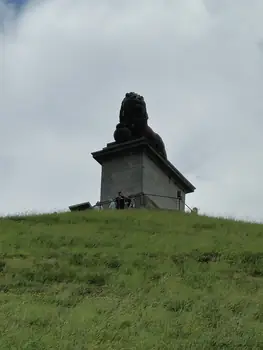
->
[113, 92, 167, 159]
[119, 92, 148, 135]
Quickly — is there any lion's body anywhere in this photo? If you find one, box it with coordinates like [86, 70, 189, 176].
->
[113, 92, 167, 159]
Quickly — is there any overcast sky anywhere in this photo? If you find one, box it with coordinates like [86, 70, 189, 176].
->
[1, 0, 263, 221]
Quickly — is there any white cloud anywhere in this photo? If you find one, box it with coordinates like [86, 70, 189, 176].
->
[1, 0, 263, 221]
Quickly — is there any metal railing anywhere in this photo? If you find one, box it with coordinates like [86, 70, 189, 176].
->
[100, 192, 194, 212]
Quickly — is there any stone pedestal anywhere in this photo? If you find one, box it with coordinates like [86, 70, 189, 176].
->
[91, 137, 195, 210]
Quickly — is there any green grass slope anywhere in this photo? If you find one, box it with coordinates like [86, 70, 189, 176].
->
[1, 210, 263, 349]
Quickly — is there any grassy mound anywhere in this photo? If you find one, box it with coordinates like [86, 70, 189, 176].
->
[0, 210, 263, 349]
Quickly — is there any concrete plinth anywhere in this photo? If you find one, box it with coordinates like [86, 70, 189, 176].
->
[91, 137, 195, 210]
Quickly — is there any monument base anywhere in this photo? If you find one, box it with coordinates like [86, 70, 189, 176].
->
[92, 138, 195, 211]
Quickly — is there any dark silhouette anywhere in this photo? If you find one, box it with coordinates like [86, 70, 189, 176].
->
[115, 191, 131, 210]
[113, 92, 167, 159]
[115, 192, 125, 210]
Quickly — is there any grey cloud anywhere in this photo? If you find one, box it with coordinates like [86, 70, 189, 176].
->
[1, 0, 263, 221]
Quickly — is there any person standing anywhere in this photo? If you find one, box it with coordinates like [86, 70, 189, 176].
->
[115, 191, 126, 209]
[108, 199, 116, 209]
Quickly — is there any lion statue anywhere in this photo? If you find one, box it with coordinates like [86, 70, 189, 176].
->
[113, 92, 167, 159]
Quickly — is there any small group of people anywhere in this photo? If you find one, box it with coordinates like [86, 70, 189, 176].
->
[93, 191, 135, 211]
[109, 191, 135, 210]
